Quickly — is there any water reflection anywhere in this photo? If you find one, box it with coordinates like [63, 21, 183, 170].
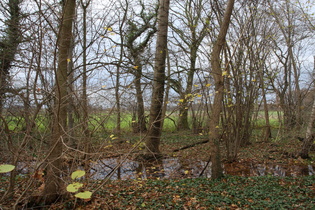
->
[90, 158, 314, 180]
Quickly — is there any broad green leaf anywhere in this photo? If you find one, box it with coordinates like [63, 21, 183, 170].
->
[66, 182, 83, 193]
[0, 164, 15, 173]
[71, 170, 85, 180]
[75, 191, 92, 199]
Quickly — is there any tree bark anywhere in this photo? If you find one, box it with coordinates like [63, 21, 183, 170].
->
[145, 0, 170, 157]
[300, 95, 315, 159]
[43, 0, 76, 204]
[299, 56, 315, 159]
[0, 0, 21, 200]
[0, 0, 21, 114]
[209, 0, 234, 179]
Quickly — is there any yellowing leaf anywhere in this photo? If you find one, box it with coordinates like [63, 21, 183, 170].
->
[197, 94, 202, 97]
[104, 27, 113, 31]
[194, 84, 198, 87]
[206, 83, 211, 87]
[71, 170, 86, 180]
[185, 93, 192, 98]
[66, 182, 83, 192]
[184, 170, 189, 175]
[179, 99, 184, 102]
[222, 71, 228, 76]
[75, 191, 92, 199]
[67, 58, 71, 63]
[133, 66, 139, 69]
[0, 164, 15, 173]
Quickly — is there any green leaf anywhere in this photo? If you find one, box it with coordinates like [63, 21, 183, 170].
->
[0, 164, 15, 173]
[71, 170, 85, 180]
[66, 182, 83, 193]
[75, 191, 92, 199]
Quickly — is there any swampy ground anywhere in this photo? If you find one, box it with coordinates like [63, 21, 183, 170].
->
[1, 131, 315, 209]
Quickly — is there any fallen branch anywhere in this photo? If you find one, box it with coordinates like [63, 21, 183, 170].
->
[173, 139, 209, 152]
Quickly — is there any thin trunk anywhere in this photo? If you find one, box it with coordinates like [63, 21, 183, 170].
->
[115, 2, 128, 134]
[299, 56, 315, 158]
[145, 0, 170, 157]
[67, 26, 75, 147]
[115, 67, 121, 133]
[135, 63, 147, 132]
[178, 66, 194, 131]
[161, 49, 171, 129]
[81, 0, 91, 175]
[43, 0, 76, 203]
[300, 91, 315, 159]
[260, 68, 271, 141]
[209, 0, 234, 179]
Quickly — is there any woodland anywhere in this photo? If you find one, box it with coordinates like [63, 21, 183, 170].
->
[0, 0, 315, 209]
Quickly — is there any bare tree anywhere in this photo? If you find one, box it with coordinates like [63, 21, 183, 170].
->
[169, 0, 211, 131]
[42, 0, 76, 204]
[125, 1, 157, 133]
[267, 0, 311, 129]
[145, 0, 170, 157]
[209, 0, 234, 179]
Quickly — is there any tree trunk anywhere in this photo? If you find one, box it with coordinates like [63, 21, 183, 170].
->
[299, 57, 315, 159]
[161, 49, 171, 129]
[134, 63, 147, 132]
[260, 68, 272, 141]
[300, 96, 315, 159]
[0, 0, 21, 200]
[145, 0, 170, 157]
[177, 65, 195, 131]
[209, 0, 234, 179]
[0, 0, 21, 114]
[115, 4, 128, 134]
[43, 0, 76, 204]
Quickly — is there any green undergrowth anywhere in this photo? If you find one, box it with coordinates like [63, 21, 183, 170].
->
[68, 175, 315, 209]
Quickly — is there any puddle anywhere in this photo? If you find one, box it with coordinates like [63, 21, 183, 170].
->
[12, 158, 314, 180]
[89, 158, 315, 180]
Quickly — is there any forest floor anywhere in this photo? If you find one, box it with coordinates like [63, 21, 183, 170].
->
[1, 130, 315, 209]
